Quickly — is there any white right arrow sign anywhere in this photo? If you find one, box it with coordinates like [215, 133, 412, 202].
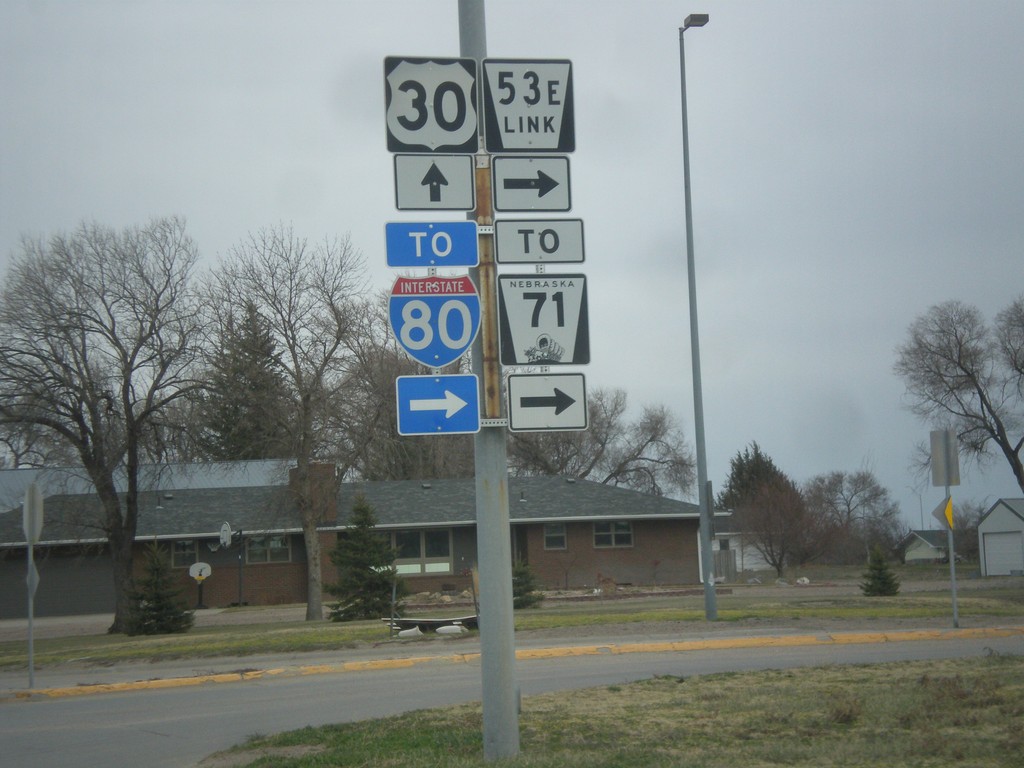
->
[508, 373, 588, 432]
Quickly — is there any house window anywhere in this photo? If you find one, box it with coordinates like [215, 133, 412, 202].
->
[246, 534, 291, 563]
[544, 523, 567, 550]
[594, 521, 633, 548]
[392, 529, 452, 575]
[171, 540, 198, 568]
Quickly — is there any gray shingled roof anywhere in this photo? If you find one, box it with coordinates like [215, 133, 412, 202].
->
[342, 476, 699, 528]
[906, 529, 948, 549]
[1, 472, 699, 546]
[980, 498, 1024, 525]
[0, 485, 299, 546]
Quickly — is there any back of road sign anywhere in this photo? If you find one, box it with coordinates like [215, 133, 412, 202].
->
[23, 482, 43, 544]
[930, 429, 960, 487]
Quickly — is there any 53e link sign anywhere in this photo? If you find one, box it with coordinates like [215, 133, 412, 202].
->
[384, 57, 574, 155]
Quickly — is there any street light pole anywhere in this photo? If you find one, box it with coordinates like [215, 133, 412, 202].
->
[679, 13, 717, 621]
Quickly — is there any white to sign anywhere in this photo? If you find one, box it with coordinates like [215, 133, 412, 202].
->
[482, 59, 574, 153]
[497, 274, 589, 365]
[384, 57, 478, 153]
[396, 374, 480, 435]
[494, 219, 584, 264]
[386, 221, 478, 268]
[492, 156, 570, 212]
[508, 373, 587, 432]
[394, 154, 475, 210]
[389, 275, 481, 368]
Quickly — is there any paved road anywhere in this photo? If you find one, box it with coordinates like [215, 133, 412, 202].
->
[3, 623, 1023, 768]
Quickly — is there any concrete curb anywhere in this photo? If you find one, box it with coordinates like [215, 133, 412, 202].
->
[7, 625, 1022, 702]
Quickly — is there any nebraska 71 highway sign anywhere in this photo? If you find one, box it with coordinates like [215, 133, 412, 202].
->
[497, 274, 589, 365]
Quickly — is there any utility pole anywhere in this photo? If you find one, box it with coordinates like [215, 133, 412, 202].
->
[678, 14, 717, 620]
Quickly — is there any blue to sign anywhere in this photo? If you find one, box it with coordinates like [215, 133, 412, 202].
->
[386, 222, 478, 268]
[396, 374, 480, 435]
[389, 275, 481, 367]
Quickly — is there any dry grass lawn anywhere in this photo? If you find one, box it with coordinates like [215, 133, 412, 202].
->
[205, 655, 1024, 767]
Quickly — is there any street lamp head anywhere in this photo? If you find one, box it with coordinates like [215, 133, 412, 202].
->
[683, 13, 709, 30]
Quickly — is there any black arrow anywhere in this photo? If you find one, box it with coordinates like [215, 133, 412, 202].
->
[503, 170, 559, 198]
[421, 163, 448, 202]
[520, 388, 575, 415]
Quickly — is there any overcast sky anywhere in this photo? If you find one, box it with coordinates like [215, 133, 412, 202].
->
[2, 0, 1022, 528]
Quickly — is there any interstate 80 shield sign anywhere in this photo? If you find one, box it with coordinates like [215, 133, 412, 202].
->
[389, 275, 481, 368]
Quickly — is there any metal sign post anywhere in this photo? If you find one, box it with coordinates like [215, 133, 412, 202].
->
[23, 483, 43, 689]
[930, 429, 960, 627]
[459, 1, 521, 760]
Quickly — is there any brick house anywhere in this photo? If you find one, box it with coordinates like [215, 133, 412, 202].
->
[0, 461, 711, 619]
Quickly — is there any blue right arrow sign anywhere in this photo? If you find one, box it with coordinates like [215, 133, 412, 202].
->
[396, 374, 480, 436]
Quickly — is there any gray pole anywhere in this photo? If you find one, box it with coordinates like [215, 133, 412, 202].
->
[460, 0, 521, 759]
[944, 432, 959, 628]
[27, 540, 35, 689]
[945, 492, 959, 627]
[679, 14, 717, 620]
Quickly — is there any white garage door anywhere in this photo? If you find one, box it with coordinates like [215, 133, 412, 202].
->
[984, 531, 1024, 576]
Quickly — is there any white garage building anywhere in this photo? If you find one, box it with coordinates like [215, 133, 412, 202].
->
[978, 499, 1024, 576]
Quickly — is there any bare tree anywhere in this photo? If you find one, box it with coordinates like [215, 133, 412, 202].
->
[0, 422, 77, 468]
[0, 218, 203, 632]
[508, 387, 695, 497]
[209, 225, 365, 621]
[803, 470, 903, 564]
[738, 477, 808, 578]
[894, 299, 1024, 493]
[952, 498, 985, 563]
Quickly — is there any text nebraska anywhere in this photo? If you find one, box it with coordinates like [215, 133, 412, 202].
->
[506, 279, 577, 289]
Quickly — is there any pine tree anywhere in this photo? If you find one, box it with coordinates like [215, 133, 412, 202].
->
[199, 301, 292, 460]
[512, 560, 544, 609]
[327, 494, 406, 621]
[124, 543, 195, 635]
[860, 544, 900, 596]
